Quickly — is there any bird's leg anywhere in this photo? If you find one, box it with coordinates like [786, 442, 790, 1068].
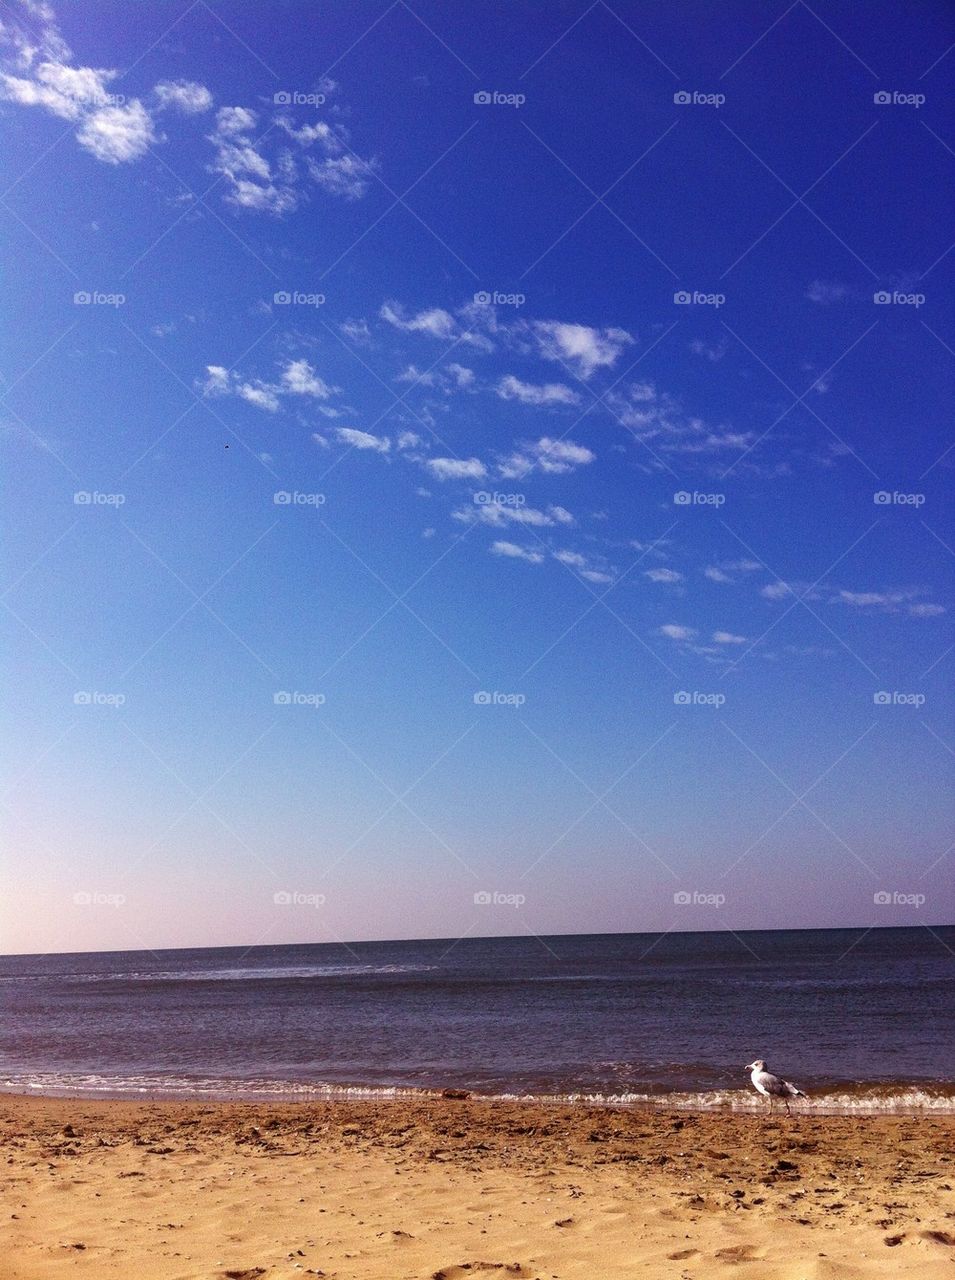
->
[784, 1098, 791, 1116]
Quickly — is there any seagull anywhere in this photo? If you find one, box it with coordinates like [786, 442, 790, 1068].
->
[745, 1059, 807, 1114]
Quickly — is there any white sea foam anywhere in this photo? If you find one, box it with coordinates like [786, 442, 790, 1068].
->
[3, 1074, 953, 1115]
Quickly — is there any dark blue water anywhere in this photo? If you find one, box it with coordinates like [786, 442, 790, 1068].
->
[2, 929, 953, 1111]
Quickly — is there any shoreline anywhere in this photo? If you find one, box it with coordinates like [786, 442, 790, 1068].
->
[3, 1080, 955, 1117]
[2, 1093, 953, 1277]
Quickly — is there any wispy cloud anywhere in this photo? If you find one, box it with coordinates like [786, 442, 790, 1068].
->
[426, 456, 487, 480]
[659, 623, 696, 640]
[527, 320, 633, 379]
[456, 502, 574, 528]
[704, 559, 762, 583]
[606, 380, 755, 456]
[0, 4, 213, 163]
[154, 79, 213, 115]
[336, 426, 390, 452]
[198, 358, 338, 410]
[491, 540, 544, 564]
[495, 374, 580, 407]
[499, 437, 595, 478]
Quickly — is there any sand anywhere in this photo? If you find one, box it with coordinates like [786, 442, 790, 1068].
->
[0, 1094, 952, 1279]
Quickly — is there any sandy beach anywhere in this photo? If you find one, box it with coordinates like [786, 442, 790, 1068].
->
[0, 1095, 952, 1279]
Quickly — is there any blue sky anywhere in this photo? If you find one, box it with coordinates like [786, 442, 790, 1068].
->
[2, 0, 953, 954]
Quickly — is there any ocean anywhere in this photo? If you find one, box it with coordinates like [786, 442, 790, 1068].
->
[2, 927, 953, 1113]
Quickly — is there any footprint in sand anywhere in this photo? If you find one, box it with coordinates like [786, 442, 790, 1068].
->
[921, 1230, 955, 1247]
[220, 1270, 266, 1279]
[714, 1244, 762, 1263]
[668, 1249, 700, 1260]
[432, 1264, 534, 1280]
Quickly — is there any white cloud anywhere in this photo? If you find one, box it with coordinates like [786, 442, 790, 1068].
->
[0, 15, 216, 164]
[380, 301, 457, 340]
[659, 624, 696, 640]
[199, 365, 230, 395]
[237, 382, 279, 412]
[208, 106, 298, 215]
[425, 456, 486, 480]
[689, 338, 728, 362]
[834, 590, 910, 609]
[530, 320, 633, 379]
[645, 567, 682, 584]
[280, 358, 334, 398]
[457, 502, 574, 529]
[340, 318, 371, 345]
[307, 152, 372, 199]
[15, 66, 157, 162]
[491, 540, 544, 564]
[606, 380, 755, 457]
[154, 79, 212, 114]
[554, 550, 587, 569]
[336, 426, 390, 452]
[207, 102, 373, 214]
[831, 588, 942, 616]
[712, 630, 747, 644]
[499, 436, 595, 478]
[0, 62, 113, 120]
[496, 374, 580, 407]
[396, 362, 475, 395]
[705, 559, 762, 584]
[446, 363, 475, 388]
[762, 581, 795, 600]
[553, 549, 613, 583]
[197, 357, 338, 413]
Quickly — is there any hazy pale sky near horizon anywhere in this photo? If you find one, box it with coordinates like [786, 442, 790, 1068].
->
[2, 0, 953, 956]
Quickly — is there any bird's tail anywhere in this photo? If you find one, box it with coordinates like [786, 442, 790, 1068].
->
[785, 1081, 807, 1098]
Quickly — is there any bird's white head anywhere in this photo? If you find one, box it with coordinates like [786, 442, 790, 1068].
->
[746, 1059, 766, 1072]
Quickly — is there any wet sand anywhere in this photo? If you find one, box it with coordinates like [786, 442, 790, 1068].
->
[0, 1094, 952, 1278]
